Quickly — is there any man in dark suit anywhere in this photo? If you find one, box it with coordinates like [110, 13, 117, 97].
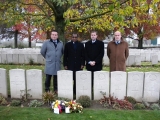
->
[63, 33, 85, 95]
[85, 31, 104, 95]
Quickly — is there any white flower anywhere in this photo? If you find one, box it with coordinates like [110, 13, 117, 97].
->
[62, 103, 65, 105]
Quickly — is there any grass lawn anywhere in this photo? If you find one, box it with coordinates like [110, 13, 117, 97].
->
[0, 106, 160, 120]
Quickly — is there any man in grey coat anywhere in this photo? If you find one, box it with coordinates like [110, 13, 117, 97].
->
[40, 30, 63, 92]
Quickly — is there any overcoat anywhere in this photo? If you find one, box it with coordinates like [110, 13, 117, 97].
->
[63, 41, 85, 71]
[85, 40, 104, 71]
[40, 39, 63, 75]
[107, 39, 129, 72]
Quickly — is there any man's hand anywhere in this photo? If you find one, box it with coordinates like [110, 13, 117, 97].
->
[90, 61, 96, 66]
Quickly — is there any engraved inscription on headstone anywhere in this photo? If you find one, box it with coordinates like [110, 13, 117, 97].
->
[94, 71, 109, 100]
[58, 70, 73, 99]
[76, 71, 91, 99]
[26, 69, 42, 99]
[143, 72, 160, 102]
[9, 69, 26, 98]
[127, 72, 144, 102]
[110, 71, 127, 100]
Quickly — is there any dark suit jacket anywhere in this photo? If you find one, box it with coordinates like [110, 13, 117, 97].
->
[63, 41, 85, 71]
[85, 40, 104, 71]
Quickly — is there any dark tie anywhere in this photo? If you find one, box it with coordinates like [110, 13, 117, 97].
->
[73, 42, 76, 49]
[53, 42, 57, 47]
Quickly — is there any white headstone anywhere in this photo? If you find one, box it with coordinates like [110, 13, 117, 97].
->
[143, 72, 160, 102]
[7, 54, 13, 63]
[12, 54, 19, 64]
[103, 49, 109, 66]
[37, 54, 45, 64]
[76, 71, 91, 100]
[0, 68, 8, 98]
[1, 54, 7, 64]
[145, 52, 151, 62]
[151, 55, 158, 65]
[26, 69, 42, 99]
[135, 55, 141, 66]
[24, 54, 31, 64]
[127, 55, 135, 66]
[127, 72, 144, 102]
[19, 54, 25, 64]
[140, 53, 146, 62]
[94, 71, 109, 100]
[110, 71, 127, 99]
[9, 69, 26, 98]
[0, 54, 1, 63]
[157, 51, 160, 62]
[30, 54, 38, 63]
[58, 70, 73, 99]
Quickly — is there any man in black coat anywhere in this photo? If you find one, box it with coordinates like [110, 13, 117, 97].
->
[85, 31, 104, 97]
[63, 33, 85, 95]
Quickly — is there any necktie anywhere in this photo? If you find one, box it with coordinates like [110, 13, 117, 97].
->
[115, 41, 120, 45]
[73, 42, 76, 49]
[53, 42, 57, 47]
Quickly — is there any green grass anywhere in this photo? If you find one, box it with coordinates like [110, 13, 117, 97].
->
[0, 106, 160, 120]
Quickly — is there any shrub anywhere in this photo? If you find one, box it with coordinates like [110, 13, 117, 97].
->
[42, 92, 56, 104]
[28, 100, 44, 107]
[125, 96, 137, 104]
[134, 103, 145, 109]
[150, 103, 160, 110]
[10, 100, 21, 106]
[29, 58, 34, 65]
[77, 95, 91, 108]
[0, 94, 8, 105]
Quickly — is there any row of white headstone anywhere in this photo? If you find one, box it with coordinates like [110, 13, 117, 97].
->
[103, 49, 160, 66]
[0, 54, 45, 64]
[0, 53, 159, 66]
[0, 68, 160, 102]
[0, 53, 158, 66]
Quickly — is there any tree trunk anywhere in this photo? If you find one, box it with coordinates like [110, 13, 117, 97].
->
[138, 38, 143, 49]
[14, 30, 18, 48]
[46, 30, 50, 39]
[137, 27, 143, 49]
[55, 15, 66, 44]
[28, 20, 31, 48]
[29, 34, 31, 48]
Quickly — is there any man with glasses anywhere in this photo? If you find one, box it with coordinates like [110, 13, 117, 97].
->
[41, 30, 64, 93]
[63, 33, 85, 96]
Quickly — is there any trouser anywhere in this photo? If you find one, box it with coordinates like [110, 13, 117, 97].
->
[73, 71, 76, 95]
[45, 74, 57, 92]
[91, 71, 94, 89]
[91, 71, 94, 100]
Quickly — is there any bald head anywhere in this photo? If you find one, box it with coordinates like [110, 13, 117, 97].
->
[114, 31, 121, 41]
